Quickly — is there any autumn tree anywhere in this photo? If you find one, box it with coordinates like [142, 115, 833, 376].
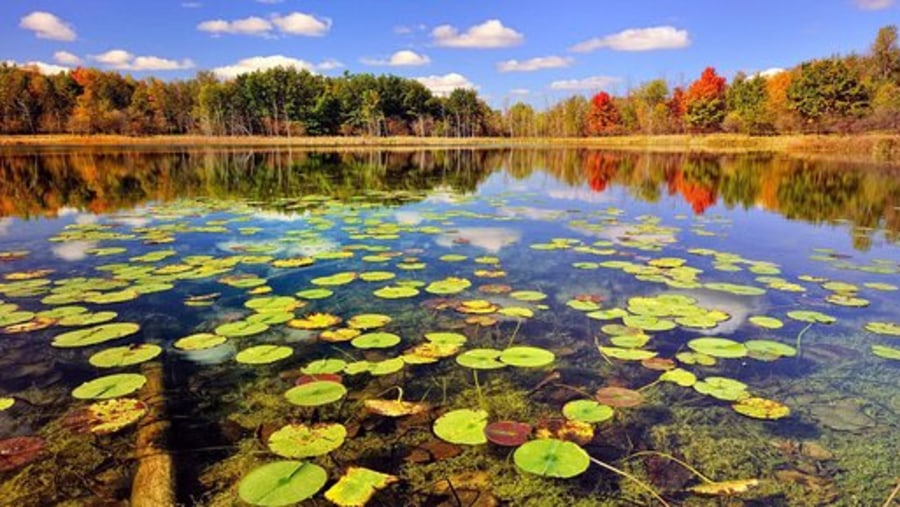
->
[725, 73, 773, 134]
[869, 25, 900, 84]
[667, 87, 687, 133]
[506, 102, 537, 137]
[787, 58, 869, 131]
[587, 92, 621, 135]
[685, 67, 728, 132]
[632, 79, 670, 134]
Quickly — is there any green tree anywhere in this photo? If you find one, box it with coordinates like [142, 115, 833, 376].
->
[725, 72, 773, 134]
[787, 58, 869, 129]
[869, 25, 900, 83]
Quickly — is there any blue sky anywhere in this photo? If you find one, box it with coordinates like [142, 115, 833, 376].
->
[2, 0, 896, 107]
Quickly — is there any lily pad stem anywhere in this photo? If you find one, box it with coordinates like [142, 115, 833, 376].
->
[623, 450, 714, 483]
[795, 322, 813, 358]
[588, 456, 671, 507]
[329, 346, 358, 362]
[882, 479, 900, 507]
[473, 370, 485, 410]
[506, 319, 523, 348]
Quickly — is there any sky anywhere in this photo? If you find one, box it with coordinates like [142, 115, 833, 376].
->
[1, 0, 897, 107]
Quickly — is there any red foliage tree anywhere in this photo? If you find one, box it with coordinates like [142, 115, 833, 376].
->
[587, 92, 621, 135]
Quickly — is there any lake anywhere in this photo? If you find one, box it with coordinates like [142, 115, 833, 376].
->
[0, 148, 898, 507]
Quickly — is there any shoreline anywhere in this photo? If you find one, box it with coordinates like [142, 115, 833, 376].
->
[1, 133, 899, 163]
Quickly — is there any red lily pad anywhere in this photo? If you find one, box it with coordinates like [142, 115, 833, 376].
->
[0, 436, 46, 472]
[296, 373, 343, 386]
[484, 421, 532, 447]
[595, 386, 644, 408]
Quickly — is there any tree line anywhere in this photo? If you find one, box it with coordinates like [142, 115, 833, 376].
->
[1, 25, 898, 137]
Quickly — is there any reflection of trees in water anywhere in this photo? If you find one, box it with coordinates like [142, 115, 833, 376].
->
[0, 148, 897, 245]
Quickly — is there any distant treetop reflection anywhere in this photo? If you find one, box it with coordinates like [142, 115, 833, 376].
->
[0, 148, 897, 246]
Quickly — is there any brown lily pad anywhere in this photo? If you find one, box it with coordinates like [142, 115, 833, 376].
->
[690, 478, 760, 496]
[641, 357, 676, 371]
[484, 421, 532, 447]
[296, 373, 343, 386]
[595, 386, 644, 408]
[0, 436, 46, 472]
[534, 418, 594, 445]
[364, 399, 430, 417]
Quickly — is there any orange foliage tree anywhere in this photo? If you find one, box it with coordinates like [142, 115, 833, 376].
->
[685, 67, 727, 132]
[587, 92, 621, 135]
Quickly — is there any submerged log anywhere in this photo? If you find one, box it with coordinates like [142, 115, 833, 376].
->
[131, 362, 175, 507]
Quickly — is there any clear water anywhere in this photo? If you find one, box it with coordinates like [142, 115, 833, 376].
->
[0, 148, 898, 506]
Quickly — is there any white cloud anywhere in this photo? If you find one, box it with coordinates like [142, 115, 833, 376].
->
[211, 55, 337, 79]
[5, 60, 70, 74]
[756, 67, 786, 78]
[0, 218, 12, 237]
[497, 56, 573, 72]
[271, 12, 331, 36]
[549, 76, 621, 91]
[855, 0, 894, 8]
[91, 50, 194, 71]
[509, 88, 530, 95]
[19, 11, 77, 41]
[362, 50, 430, 66]
[432, 19, 524, 48]
[198, 12, 330, 37]
[570, 26, 690, 52]
[54, 51, 81, 65]
[198, 16, 272, 36]
[414, 73, 476, 96]
[52, 241, 96, 262]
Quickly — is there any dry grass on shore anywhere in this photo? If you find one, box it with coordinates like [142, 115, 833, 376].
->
[1, 133, 898, 163]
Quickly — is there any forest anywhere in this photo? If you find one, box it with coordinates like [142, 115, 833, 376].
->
[0, 25, 898, 138]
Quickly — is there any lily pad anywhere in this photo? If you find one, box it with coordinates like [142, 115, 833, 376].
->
[599, 346, 657, 361]
[690, 479, 760, 496]
[872, 344, 900, 360]
[52, 323, 141, 348]
[359, 271, 396, 282]
[215, 320, 269, 338]
[302, 359, 347, 375]
[0, 397, 14, 411]
[456, 348, 506, 370]
[864, 321, 900, 336]
[426, 277, 472, 295]
[563, 400, 614, 423]
[324, 467, 398, 507]
[268, 423, 347, 458]
[348, 313, 392, 330]
[484, 421, 532, 446]
[498, 307, 535, 318]
[89, 344, 163, 368]
[352, 332, 401, 349]
[57, 311, 119, 327]
[514, 439, 590, 478]
[748, 316, 783, 329]
[295, 288, 333, 300]
[787, 310, 836, 324]
[288, 313, 342, 330]
[693, 377, 749, 401]
[745, 340, 797, 359]
[311, 272, 357, 286]
[72, 373, 147, 400]
[659, 368, 697, 387]
[236, 345, 293, 365]
[499, 346, 555, 368]
[687, 337, 747, 359]
[433, 409, 488, 445]
[364, 399, 429, 417]
[510, 290, 547, 302]
[732, 397, 790, 420]
[238, 461, 328, 507]
[174, 333, 227, 351]
[425, 332, 467, 346]
[373, 286, 419, 299]
[594, 387, 644, 408]
[285, 381, 347, 407]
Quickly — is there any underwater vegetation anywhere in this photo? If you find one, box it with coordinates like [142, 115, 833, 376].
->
[0, 149, 898, 506]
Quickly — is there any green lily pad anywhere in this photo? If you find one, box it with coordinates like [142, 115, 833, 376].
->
[359, 271, 396, 282]
[311, 272, 357, 286]
[302, 358, 347, 375]
[439, 254, 468, 262]
[352, 332, 401, 349]
[687, 337, 747, 359]
[426, 277, 472, 295]
[676, 351, 717, 366]
[509, 291, 547, 302]
[36, 306, 87, 320]
[825, 294, 869, 307]
[296, 288, 333, 300]
[285, 381, 347, 407]
[425, 332, 467, 346]
[0, 397, 14, 411]
[52, 323, 141, 348]
[704, 283, 766, 296]
[872, 344, 900, 360]
[72, 373, 147, 400]
[864, 282, 897, 291]
[245, 296, 298, 313]
[174, 333, 226, 351]
[89, 344, 163, 368]
[622, 315, 676, 332]
[567, 300, 601, 312]
[373, 286, 419, 299]
[864, 321, 900, 336]
[347, 313, 392, 330]
[732, 397, 790, 420]
[693, 377, 750, 401]
[787, 310, 836, 324]
[236, 345, 293, 365]
[433, 409, 488, 445]
[238, 461, 327, 507]
[744, 340, 797, 358]
[247, 312, 294, 325]
[267, 423, 347, 458]
[498, 307, 534, 318]
[563, 400, 614, 423]
[324, 467, 398, 507]
[599, 346, 657, 361]
[514, 439, 590, 478]
[57, 311, 119, 327]
[0, 311, 36, 327]
[215, 320, 269, 338]
[499, 346, 555, 368]
[586, 308, 629, 321]
[456, 348, 506, 370]
[748, 316, 783, 329]
[659, 368, 697, 387]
